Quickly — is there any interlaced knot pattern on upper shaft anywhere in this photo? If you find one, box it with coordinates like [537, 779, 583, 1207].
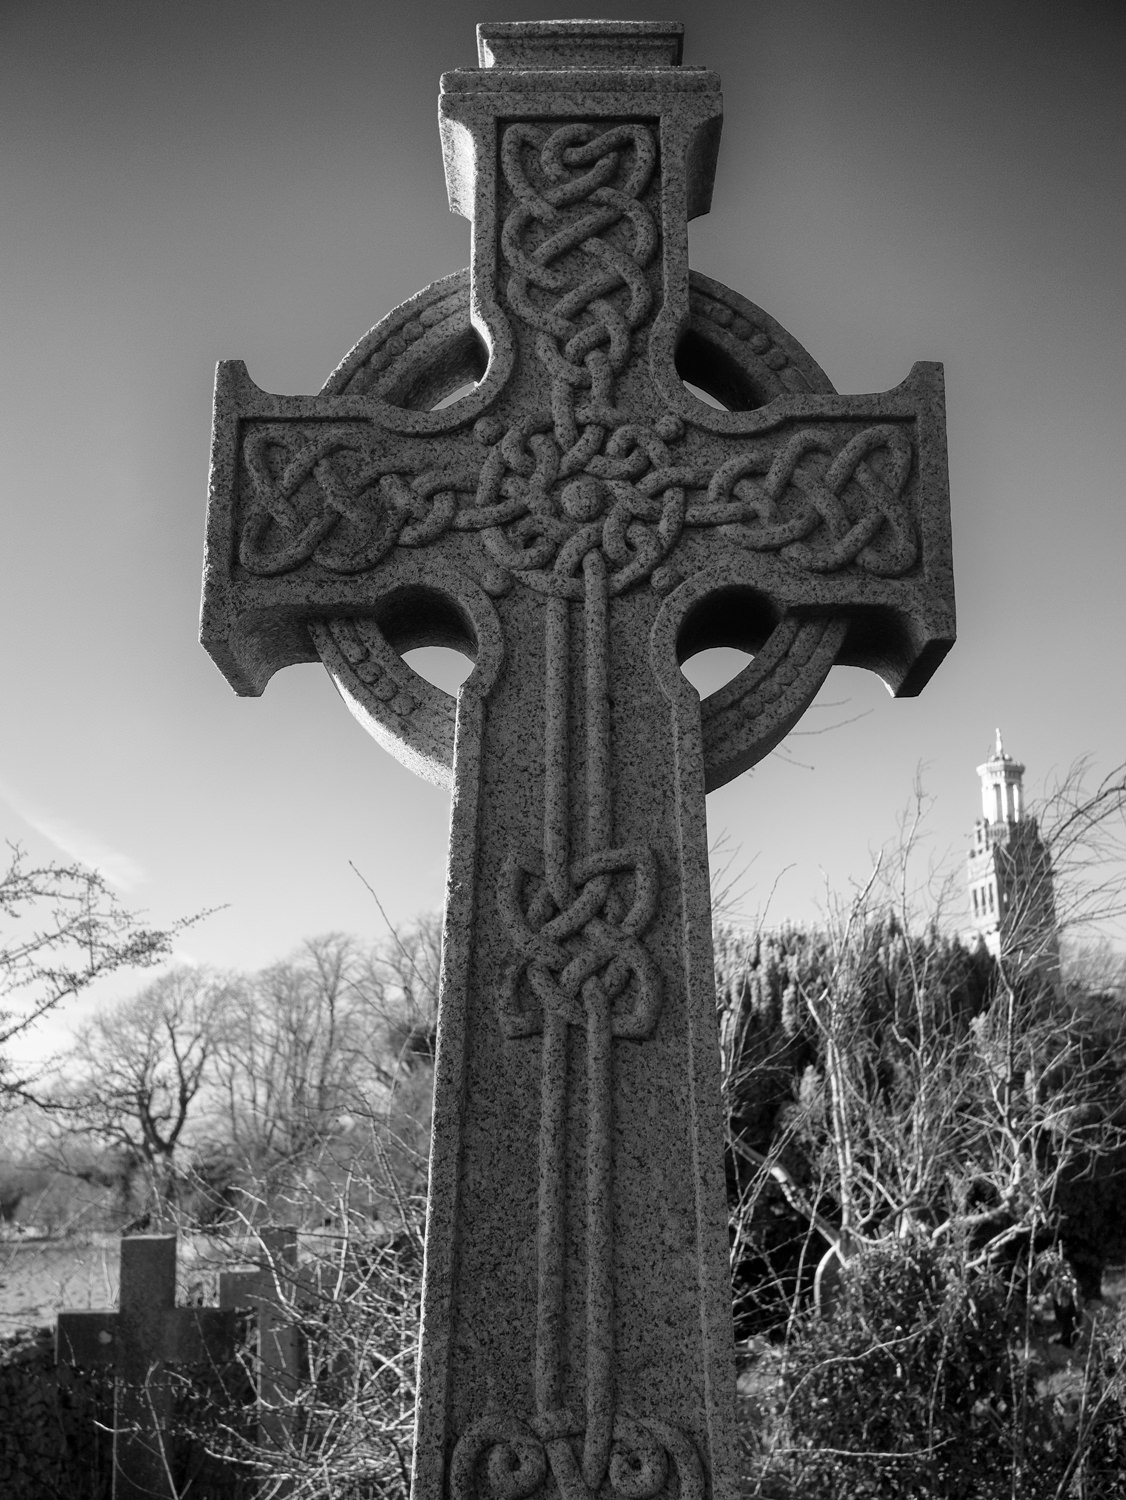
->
[237, 124, 919, 592]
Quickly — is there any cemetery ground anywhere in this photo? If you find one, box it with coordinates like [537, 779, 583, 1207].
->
[2, 1200, 1126, 1497]
[3, 1230, 1126, 1394]
[4, 763, 1126, 1496]
[4, 886, 1126, 1496]
[1, 767, 1124, 1496]
[0, 1232, 121, 1333]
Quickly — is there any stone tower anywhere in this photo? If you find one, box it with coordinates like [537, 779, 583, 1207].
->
[967, 731, 1058, 969]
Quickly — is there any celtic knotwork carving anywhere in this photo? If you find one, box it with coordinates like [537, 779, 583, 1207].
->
[470, 120, 701, 598]
[238, 428, 477, 576]
[233, 128, 918, 590]
[449, 1411, 704, 1500]
[324, 268, 823, 403]
[236, 420, 918, 587]
[469, 411, 700, 600]
[498, 844, 661, 1040]
[501, 123, 657, 428]
[687, 423, 917, 575]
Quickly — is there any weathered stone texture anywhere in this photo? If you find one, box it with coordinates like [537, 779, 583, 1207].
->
[202, 20, 954, 1500]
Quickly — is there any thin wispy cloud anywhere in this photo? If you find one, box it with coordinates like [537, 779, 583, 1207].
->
[168, 947, 203, 969]
[0, 781, 146, 892]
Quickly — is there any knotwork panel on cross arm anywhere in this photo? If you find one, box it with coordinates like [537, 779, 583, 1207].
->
[235, 260, 921, 604]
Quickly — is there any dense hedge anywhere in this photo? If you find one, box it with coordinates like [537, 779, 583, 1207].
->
[0, 1323, 252, 1498]
[0, 1326, 112, 1499]
[763, 1239, 1126, 1500]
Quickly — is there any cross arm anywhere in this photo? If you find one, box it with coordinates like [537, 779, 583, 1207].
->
[57, 1309, 117, 1367]
[202, 353, 953, 796]
[670, 358, 954, 698]
[56, 1305, 234, 1366]
[202, 357, 490, 688]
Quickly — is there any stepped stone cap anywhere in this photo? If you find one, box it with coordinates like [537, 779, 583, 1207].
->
[442, 22, 722, 230]
[477, 20, 684, 70]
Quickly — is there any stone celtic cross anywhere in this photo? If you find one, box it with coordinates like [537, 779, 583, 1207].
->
[202, 20, 954, 1500]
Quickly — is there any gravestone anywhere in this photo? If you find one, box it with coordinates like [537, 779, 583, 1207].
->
[201, 20, 954, 1500]
[57, 1234, 234, 1500]
[218, 1225, 302, 1483]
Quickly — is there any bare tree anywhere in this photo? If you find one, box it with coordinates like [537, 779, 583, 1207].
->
[209, 935, 375, 1178]
[1062, 936, 1126, 1004]
[207, 926, 440, 1212]
[53, 967, 224, 1219]
[0, 841, 197, 1104]
[1038, 757, 1126, 941]
[362, 910, 442, 1069]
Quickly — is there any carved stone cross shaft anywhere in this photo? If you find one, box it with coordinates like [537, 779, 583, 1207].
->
[202, 21, 954, 1500]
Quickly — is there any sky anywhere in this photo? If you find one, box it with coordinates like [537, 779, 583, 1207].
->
[3, 0, 1124, 1064]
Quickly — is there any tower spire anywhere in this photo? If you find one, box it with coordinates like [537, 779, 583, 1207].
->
[966, 734, 1058, 973]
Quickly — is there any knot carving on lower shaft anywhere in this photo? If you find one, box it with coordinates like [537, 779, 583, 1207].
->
[498, 846, 661, 1040]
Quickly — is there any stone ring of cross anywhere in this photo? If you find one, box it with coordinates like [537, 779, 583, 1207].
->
[291, 264, 872, 794]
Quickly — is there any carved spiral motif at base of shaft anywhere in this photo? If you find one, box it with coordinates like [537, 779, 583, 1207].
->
[449, 1412, 703, 1500]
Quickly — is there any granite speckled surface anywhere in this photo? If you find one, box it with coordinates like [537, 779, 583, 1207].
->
[201, 20, 954, 1499]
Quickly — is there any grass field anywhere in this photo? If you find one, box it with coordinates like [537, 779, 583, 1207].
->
[0, 1234, 121, 1334]
[0, 1231, 242, 1336]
